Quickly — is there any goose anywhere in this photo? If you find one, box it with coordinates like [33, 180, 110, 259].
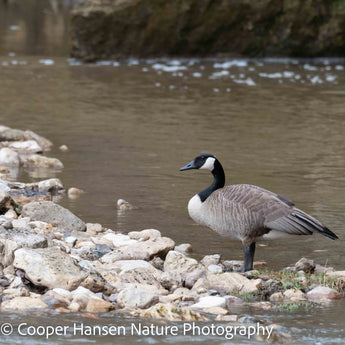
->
[180, 153, 338, 272]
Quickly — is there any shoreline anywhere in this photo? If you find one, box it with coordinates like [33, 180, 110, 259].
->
[1, 124, 344, 343]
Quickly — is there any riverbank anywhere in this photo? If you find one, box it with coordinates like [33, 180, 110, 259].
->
[0, 125, 345, 343]
[71, 0, 345, 61]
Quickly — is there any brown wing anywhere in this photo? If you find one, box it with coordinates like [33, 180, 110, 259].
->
[215, 184, 337, 239]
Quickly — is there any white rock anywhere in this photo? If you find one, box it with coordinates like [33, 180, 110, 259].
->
[117, 288, 159, 309]
[103, 233, 137, 247]
[14, 247, 87, 290]
[8, 140, 42, 153]
[191, 296, 227, 309]
[128, 229, 161, 240]
[113, 260, 152, 272]
[0, 148, 20, 166]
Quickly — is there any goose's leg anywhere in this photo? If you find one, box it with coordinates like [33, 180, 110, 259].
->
[238, 242, 256, 272]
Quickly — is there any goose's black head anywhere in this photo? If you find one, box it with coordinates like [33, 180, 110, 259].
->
[180, 153, 217, 172]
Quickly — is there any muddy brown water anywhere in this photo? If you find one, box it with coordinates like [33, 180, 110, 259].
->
[1, 1, 345, 344]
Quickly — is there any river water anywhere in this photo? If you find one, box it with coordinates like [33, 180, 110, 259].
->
[0, 1, 345, 344]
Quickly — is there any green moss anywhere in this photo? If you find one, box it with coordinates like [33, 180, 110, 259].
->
[274, 301, 315, 313]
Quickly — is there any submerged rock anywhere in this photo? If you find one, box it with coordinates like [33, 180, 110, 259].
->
[23, 154, 64, 169]
[13, 247, 87, 290]
[22, 201, 86, 232]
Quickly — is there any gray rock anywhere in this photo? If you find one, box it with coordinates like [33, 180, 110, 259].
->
[0, 226, 48, 266]
[22, 201, 86, 232]
[23, 130, 53, 151]
[0, 148, 20, 167]
[0, 126, 25, 141]
[13, 247, 87, 290]
[295, 257, 315, 273]
[117, 288, 159, 309]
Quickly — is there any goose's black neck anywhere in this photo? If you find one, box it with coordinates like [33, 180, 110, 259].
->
[198, 159, 225, 202]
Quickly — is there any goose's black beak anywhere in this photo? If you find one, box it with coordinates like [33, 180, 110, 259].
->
[180, 160, 196, 171]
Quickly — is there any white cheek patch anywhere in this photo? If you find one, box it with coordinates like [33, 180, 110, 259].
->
[200, 157, 216, 171]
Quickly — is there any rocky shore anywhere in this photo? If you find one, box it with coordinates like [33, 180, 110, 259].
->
[0, 124, 344, 343]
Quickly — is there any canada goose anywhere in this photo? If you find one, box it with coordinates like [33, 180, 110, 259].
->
[180, 153, 338, 272]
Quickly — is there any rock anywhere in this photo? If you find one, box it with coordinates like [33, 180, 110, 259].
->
[307, 286, 341, 302]
[35, 178, 64, 193]
[117, 288, 159, 309]
[65, 236, 77, 247]
[283, 288, 307, 302]
[86, 223, 103, 233]
[164, 251, 205, 285]
[207, 264, 223, 274]
[174, 243, 193, 254]
[113, 260, 152, 272]
[216, 314, 238, 322]
[225, 295, 244, 305]
[295, 257, 315, 273]
[0, 126, 25, 141]
[59, 145, 69, 152]
[68, 187, 85, 198]
[13, 247, 87, 290]
[201, 254, 221, 267]
[102, 233, 137, 248]
[1, 296, 48, 311]
[22, 201, 86, 232]
[222, 260, 243, 272]
[70, 286, 114, 312]
[0, 227, 48, 266]
[133, 303, 207, 321]
[76, 246, 100, 261]
[117, 199, 135, 210]
[128, 229, 161, 240]
[0, 166, 10, 174]
[270, 292, 284, 302]
[0, 191, 21, 214]
[206, 272, 261, 294]
[85, 297, 115, 313]
[23, 130, 53, 151]
[101, 236, 175, 262]
[191, 296, 227, 309]
[119, 266, 167, 294]
[0, 148, 20, 167]
[314, 264, 334, 275]
[159, 287, 197, 304]
[8, 140, 43, 153]
[23, 154, 64, 169]
[326, 271, 345, 280]
[80, 271, 108, 293]
[4, 209, 17, 220]
[12, 218, 30, 229]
